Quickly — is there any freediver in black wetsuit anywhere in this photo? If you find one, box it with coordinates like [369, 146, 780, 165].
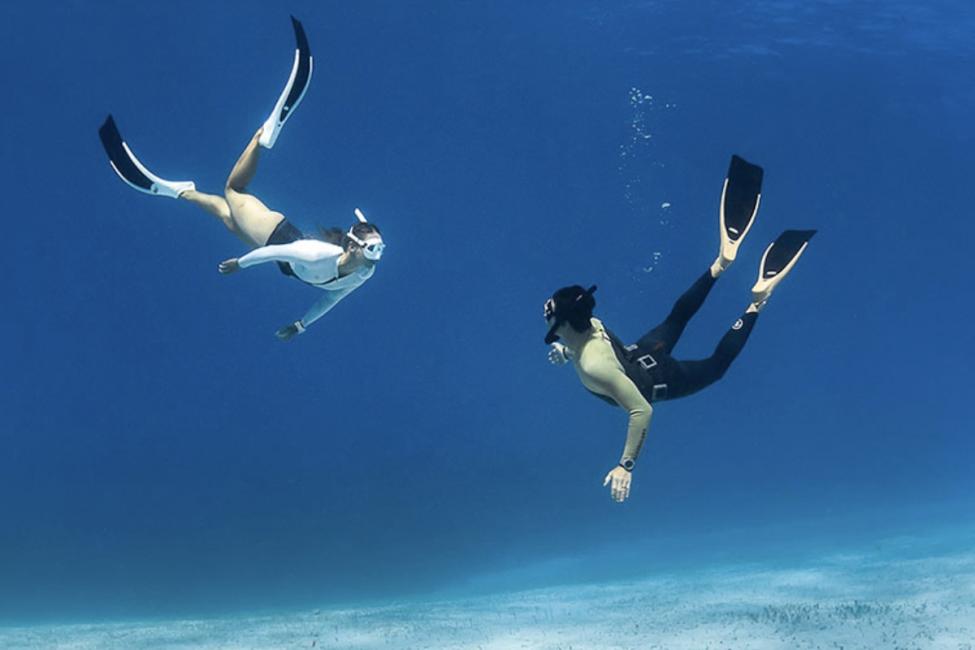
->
[544, 156, 815, 503]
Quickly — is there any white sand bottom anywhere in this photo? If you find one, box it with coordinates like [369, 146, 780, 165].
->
[2, 540, 973, 649]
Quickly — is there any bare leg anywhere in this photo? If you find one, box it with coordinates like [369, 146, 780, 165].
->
[224, 128, 285, 247]
[178, 189, 253, 245]
[227, 129, 263, 192]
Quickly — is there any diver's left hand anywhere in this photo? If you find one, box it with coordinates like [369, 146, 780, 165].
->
[218, 258, 240, 274]
[275, 322, 301, 341]
[603, 466, 632, 503]
[548, 343, 570, 365]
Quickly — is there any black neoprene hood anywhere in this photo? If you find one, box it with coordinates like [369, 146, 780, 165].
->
[544, 284, 597, 344]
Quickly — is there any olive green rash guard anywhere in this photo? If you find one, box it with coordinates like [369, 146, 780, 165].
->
[567, 318, 653, 464]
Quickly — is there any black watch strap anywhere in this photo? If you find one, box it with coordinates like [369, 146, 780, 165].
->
[619, 459, 635, 472]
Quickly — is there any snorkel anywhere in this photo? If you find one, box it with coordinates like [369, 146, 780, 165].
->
[347, 208, 385, 261]
[544, 285, 597, 344]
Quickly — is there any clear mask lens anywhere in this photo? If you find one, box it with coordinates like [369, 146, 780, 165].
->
[362, 240, 385, 260]
[543, 299, 556, 320]
[348, 230, 385, 260]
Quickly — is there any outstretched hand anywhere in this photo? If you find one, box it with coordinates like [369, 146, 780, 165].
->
[548, 343, 570, 365]
[218, 258, 241, 274]
[603, 466, 632, 503]
[276, 323, 300, 341]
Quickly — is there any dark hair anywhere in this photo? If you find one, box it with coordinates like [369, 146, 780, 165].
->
[317, 222, 382, 249]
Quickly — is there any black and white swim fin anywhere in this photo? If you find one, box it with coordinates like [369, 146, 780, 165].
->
[751, 229, 816, 304]
[719, 155, 764, 263]
[98, 115, 195, 198]
[259, 16, 313, 149]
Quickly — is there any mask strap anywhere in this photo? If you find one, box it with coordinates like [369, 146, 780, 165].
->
[347, 231, 366, 247]
[348, 230, 384, 249]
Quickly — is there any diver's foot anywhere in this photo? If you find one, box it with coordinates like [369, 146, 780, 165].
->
[710, 254, 732, 278]
[156, 179, 196, 199]
[746, 299, 766, 314]
[258, 112, 278, 149]
[178, 188, 203, 202]
[98, 115, 196, 199]
[750, 229, 817, 307]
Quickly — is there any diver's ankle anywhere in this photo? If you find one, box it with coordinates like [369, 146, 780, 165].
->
[710, 256, 730, 278]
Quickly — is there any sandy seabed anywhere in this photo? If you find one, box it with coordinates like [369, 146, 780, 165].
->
[3, 540, 974, 650]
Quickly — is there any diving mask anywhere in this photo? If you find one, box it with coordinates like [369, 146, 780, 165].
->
[348, 207, 385, 260]
[347, 232, 385, 260]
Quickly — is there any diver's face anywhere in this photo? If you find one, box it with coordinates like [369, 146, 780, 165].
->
[543, 298, 556, 324]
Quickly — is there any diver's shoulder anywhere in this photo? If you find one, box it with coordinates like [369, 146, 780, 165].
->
[589, 317, 609, 334]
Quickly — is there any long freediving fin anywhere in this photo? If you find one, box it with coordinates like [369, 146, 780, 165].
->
[98, 115, 195, 198]
[259, 16, 314, 149]
[719, 155, 764, 263]
[751, 229, 816, 304]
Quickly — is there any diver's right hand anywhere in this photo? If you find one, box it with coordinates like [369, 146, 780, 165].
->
[548, 343, 570, 365]
[275, 320, 306, 341]
[218, 258, 241, 274]
[603, 465, 632, 503]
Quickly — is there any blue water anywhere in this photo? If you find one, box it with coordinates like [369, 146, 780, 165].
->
[1, 0, 972, 629]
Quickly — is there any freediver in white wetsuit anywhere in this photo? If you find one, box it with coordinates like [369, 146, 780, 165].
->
[97, 17, 385, 340]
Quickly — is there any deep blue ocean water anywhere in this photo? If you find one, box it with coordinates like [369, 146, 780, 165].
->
[1, 0, 972, 630]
